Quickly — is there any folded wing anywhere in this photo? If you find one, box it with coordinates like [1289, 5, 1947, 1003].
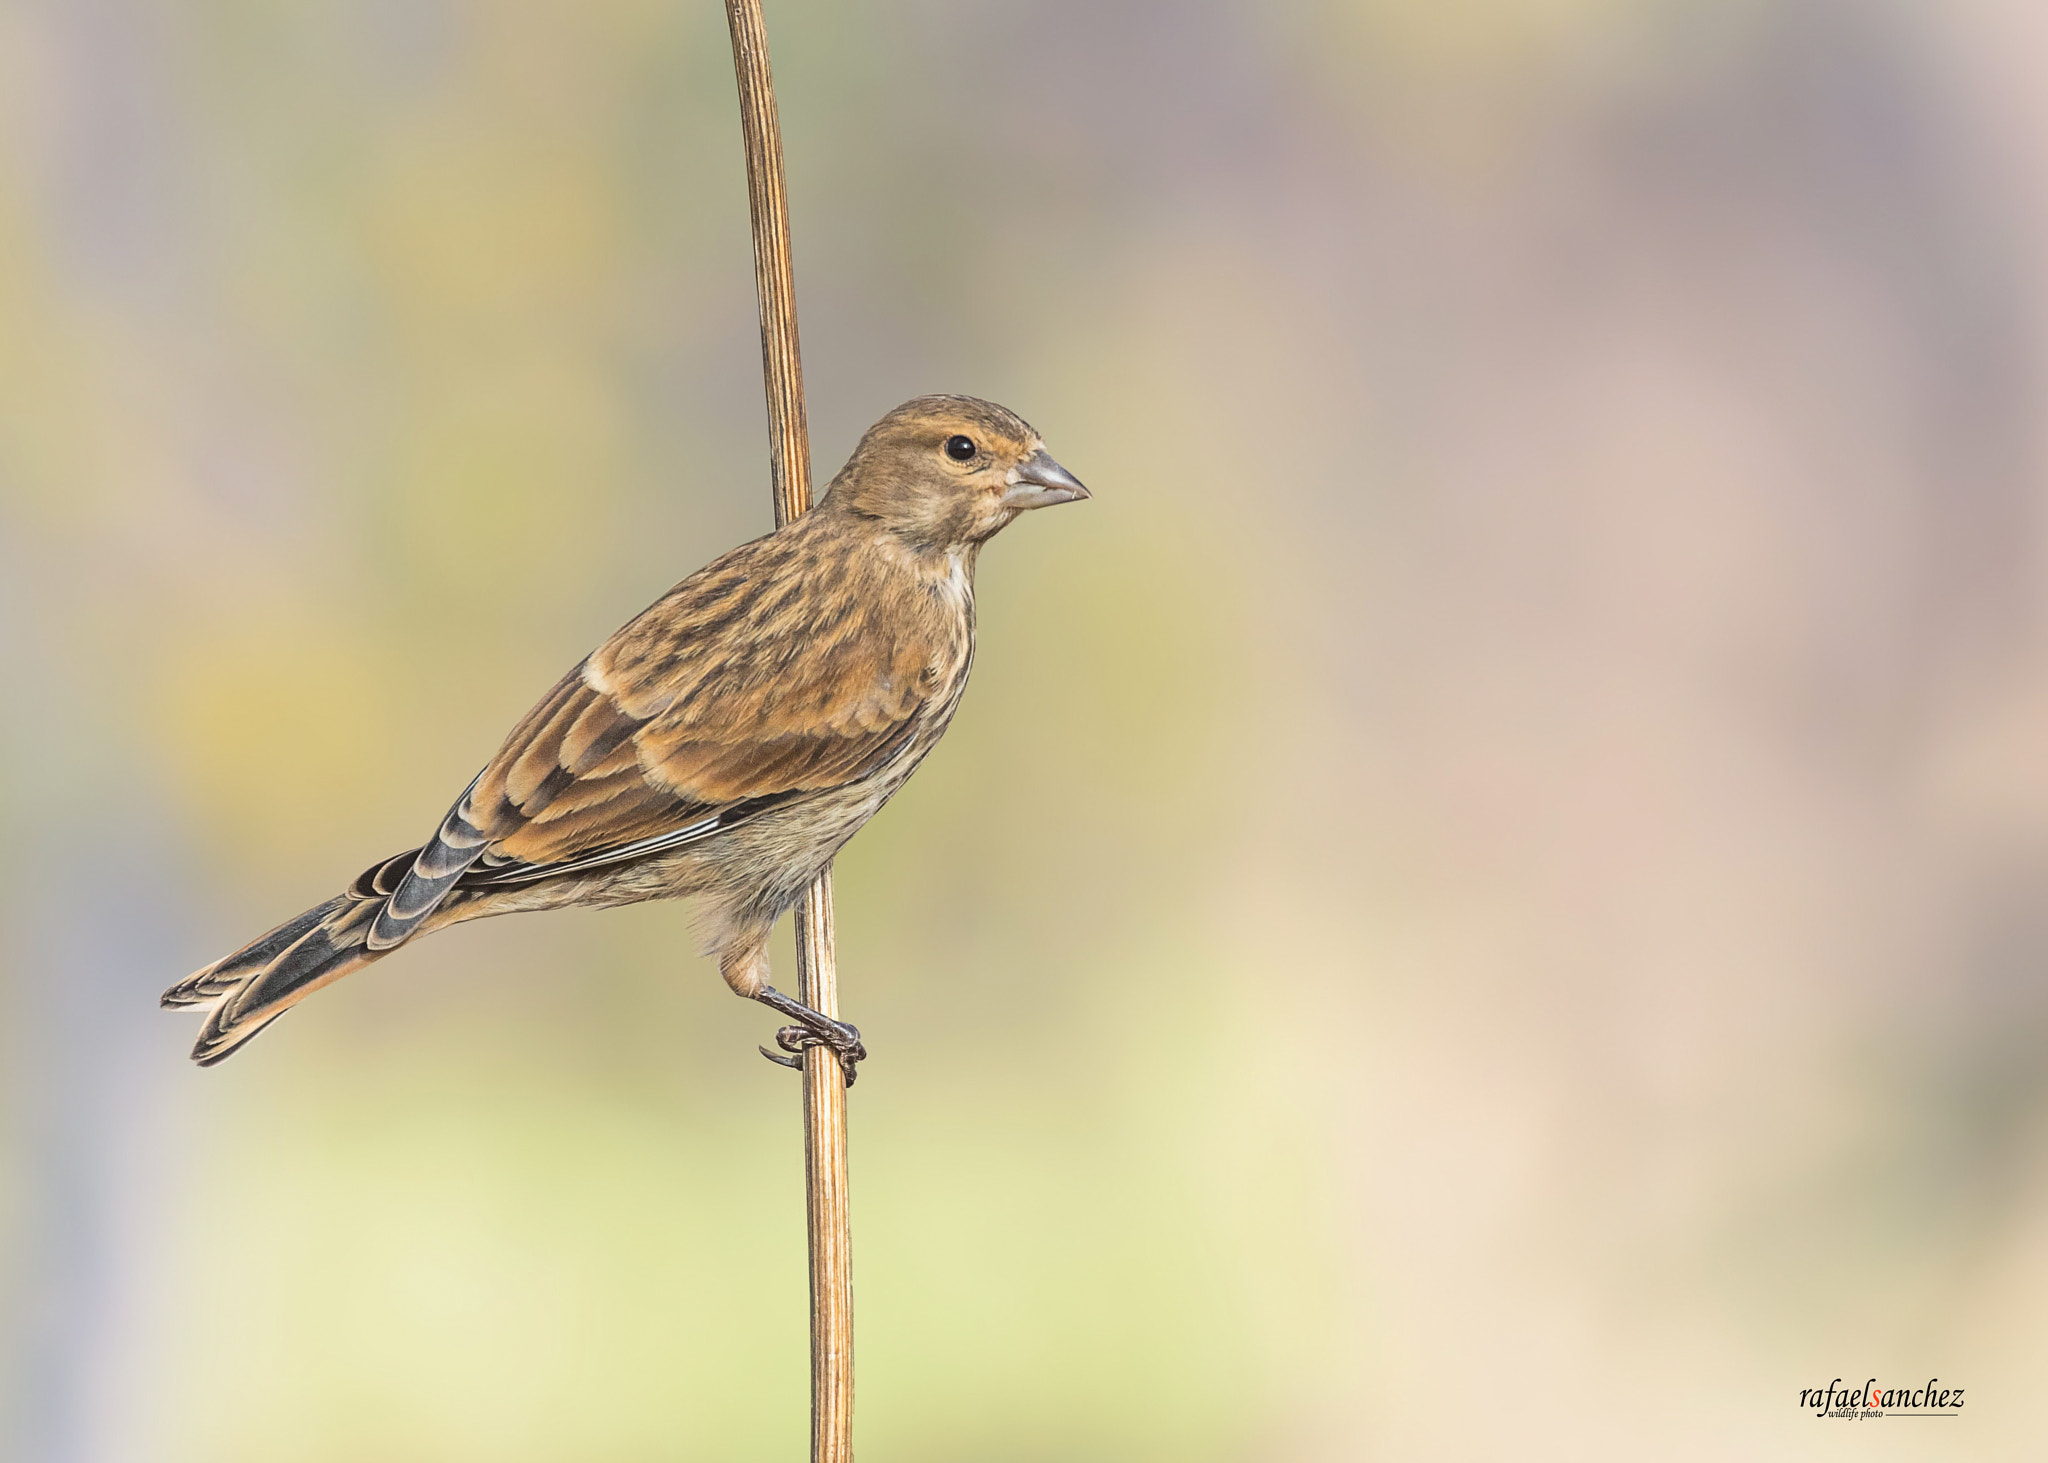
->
[369, 533, 937, 949]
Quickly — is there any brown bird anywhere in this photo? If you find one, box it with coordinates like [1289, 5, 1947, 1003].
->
[162, 395, 1088, 1076]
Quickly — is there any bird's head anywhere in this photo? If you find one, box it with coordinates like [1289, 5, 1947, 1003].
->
[825, 395, 1089, 550]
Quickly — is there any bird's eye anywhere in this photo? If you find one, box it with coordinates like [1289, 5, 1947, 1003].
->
[944, 435, 977, 462]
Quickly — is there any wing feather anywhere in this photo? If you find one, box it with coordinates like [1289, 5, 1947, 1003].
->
[359, 523, 950, 943]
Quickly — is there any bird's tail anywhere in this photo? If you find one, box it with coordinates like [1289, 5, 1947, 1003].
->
[163, 892, 393, 1066]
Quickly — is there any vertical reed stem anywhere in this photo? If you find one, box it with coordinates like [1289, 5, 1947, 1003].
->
[723, 3, 854, 1458]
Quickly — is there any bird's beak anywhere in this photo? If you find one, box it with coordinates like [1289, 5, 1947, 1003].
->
[1001, 449, 1091, 510]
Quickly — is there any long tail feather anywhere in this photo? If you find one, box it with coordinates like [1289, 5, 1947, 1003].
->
[193, 898, 387, 1065]
[161, 900, 343, 1009]
[167, 895, 393, 1065]
[165, 843, 442, 1063]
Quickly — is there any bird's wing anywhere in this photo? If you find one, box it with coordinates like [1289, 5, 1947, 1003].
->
[367, 531, 939, 949]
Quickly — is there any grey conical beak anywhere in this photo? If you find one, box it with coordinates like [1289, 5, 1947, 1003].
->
[1001, 449, 1091, 510]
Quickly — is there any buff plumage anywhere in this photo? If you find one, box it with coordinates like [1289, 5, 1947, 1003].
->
[163, 395, 1088, 1072]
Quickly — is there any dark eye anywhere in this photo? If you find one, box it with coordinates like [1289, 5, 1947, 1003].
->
[944, 435, 977, 462]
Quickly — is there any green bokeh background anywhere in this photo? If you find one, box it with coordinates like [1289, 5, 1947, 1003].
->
[5, 1, 2047, 1458]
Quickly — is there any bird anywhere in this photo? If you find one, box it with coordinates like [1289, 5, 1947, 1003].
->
[162, 394, 1088, 1077]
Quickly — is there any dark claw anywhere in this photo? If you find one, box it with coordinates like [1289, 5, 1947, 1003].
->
[768, 1023, 865, 1086]
[753, 985, 867, 1086]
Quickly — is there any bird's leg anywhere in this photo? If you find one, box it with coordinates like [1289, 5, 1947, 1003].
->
[753, 985, 866, 1086]
[721, 934, 865, 1085]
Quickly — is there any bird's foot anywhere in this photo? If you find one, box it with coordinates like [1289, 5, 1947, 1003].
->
[754, 985, 866, 1087]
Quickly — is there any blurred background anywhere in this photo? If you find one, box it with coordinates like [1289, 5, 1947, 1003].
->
[3, 0, 2046, 1457]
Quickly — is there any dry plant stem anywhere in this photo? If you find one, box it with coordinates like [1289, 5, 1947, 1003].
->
[723, 2, 855, 1459]
[793, 866, 851, 1455]
[726, 0, 810, 530]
